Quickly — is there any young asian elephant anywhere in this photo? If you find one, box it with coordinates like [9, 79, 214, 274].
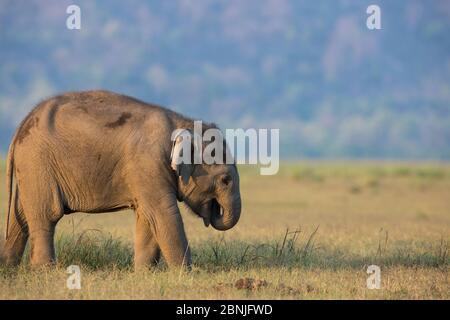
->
[1, 90, 241, 269]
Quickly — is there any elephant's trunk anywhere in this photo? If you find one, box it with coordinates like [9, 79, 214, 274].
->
[210, 195, 241, 231]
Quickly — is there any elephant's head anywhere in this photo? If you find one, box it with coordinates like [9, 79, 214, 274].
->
[170, 128, 241, 231]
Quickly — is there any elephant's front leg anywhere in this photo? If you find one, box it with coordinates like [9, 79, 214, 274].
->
[134, 211, 161, 270]
[139, 198, 191, 269]
[156, 211, 191, 268]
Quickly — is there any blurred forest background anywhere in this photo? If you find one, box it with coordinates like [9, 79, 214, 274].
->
[0, 0, 449, 159]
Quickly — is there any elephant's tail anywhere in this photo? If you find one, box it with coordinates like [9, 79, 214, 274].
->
[5, 135, 16, 241]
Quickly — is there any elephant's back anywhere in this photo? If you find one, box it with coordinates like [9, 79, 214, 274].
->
[12, 90, 168, 149]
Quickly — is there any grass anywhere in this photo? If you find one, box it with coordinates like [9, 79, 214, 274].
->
[0, 161, 449, 299]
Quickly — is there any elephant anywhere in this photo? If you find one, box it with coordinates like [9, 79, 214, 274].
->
[1, 90, 241, 269]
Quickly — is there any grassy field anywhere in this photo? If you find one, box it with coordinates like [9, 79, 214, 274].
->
[0, 160, 449, 299]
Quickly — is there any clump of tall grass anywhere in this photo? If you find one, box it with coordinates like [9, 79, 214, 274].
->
[55, 230, 133, 270]
[194, 227, 321, 270]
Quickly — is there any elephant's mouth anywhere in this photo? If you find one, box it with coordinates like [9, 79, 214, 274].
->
[195, 195, 240, 231]
[200, 198, 223, 228]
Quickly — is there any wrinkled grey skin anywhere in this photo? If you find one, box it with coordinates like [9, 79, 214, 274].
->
[1, 90, 241, 269]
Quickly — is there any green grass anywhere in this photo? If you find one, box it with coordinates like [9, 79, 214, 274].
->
[273, 161, 449, 178]
[0, 161, 449, 299]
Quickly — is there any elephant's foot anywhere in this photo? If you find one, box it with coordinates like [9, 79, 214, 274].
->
[134, 240, 161, 270]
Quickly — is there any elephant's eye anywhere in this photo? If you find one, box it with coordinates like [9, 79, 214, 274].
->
[220, 174, 232, 186]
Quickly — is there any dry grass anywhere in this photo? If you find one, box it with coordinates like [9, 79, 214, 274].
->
[0, 161, 449, 299]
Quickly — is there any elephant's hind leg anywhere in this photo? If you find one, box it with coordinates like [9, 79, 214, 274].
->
[18, 175, 64, 266]
[134, 210, 161, 270]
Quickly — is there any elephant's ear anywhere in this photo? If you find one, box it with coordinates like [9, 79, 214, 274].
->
[170, 129, 201, 184]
